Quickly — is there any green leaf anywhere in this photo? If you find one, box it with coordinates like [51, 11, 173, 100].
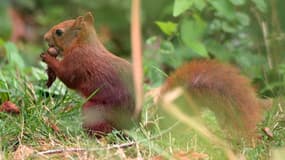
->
[251, 0, 267, 13]
[194, 0, 206, 11]
[180, 17, 206, 42]
[209, 0, 235, 20]
[187, 41, 208, 57]
[180, 17, 208, 57]
[173, 0, 193, 17]
[4, 42, 25, 70]
[156, 21, 177, 36]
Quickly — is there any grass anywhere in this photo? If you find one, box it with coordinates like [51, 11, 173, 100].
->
[0, 44, 285, 159]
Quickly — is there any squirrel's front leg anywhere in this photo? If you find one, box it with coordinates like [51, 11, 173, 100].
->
[41, 52, 61, 76]
[41, 52, 76, 88]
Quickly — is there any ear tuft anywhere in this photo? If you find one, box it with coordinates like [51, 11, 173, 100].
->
[74, 16, 84, 27]
[83, 12, 94, 25]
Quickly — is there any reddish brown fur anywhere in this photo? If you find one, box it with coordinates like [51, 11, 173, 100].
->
[41, 12, 136, 135]
[161, 60, 262, 138]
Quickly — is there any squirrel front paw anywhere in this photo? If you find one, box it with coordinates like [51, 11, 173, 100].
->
[40, 52, 53, 63]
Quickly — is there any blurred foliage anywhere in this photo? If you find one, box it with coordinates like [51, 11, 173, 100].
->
[0, 0, 284, 96]
[0, 2, 11, 39]
[144, 0, 285, 97]
[0, 0, 173, 57]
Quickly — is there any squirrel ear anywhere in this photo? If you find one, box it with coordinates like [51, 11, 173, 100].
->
[74, 16, 84, 27]
[83, 12, 94, 25]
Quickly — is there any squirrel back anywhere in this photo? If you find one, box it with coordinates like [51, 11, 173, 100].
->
[161, 60, 262, 138]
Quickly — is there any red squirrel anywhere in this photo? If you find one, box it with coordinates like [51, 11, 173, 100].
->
[41, 12, 265, 138]
[41, 12, 136, 135]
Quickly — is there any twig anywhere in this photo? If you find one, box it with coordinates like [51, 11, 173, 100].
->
[131, 0, 144, 119]
[37, 141, 136, 155]
[37, 148, 85, 155]
[36, 122, 179, 156]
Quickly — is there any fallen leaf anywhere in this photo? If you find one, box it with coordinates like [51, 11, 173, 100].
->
[0, 101, 20, 114]
[45, 120, 60, 133]
[13, 145, 34, 160]
[50, 122, 60, 133]
[263, 127, 273, 138]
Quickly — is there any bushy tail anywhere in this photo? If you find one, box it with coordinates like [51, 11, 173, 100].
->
[161, 60, 263, 138]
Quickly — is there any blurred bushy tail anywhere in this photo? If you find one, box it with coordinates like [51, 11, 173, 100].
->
[160, 60, 265, 138]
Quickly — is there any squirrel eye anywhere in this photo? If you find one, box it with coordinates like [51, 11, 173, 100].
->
[55, 29, 63, 36]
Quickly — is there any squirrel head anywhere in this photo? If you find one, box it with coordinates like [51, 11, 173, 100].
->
[44, 12, 96, 54]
